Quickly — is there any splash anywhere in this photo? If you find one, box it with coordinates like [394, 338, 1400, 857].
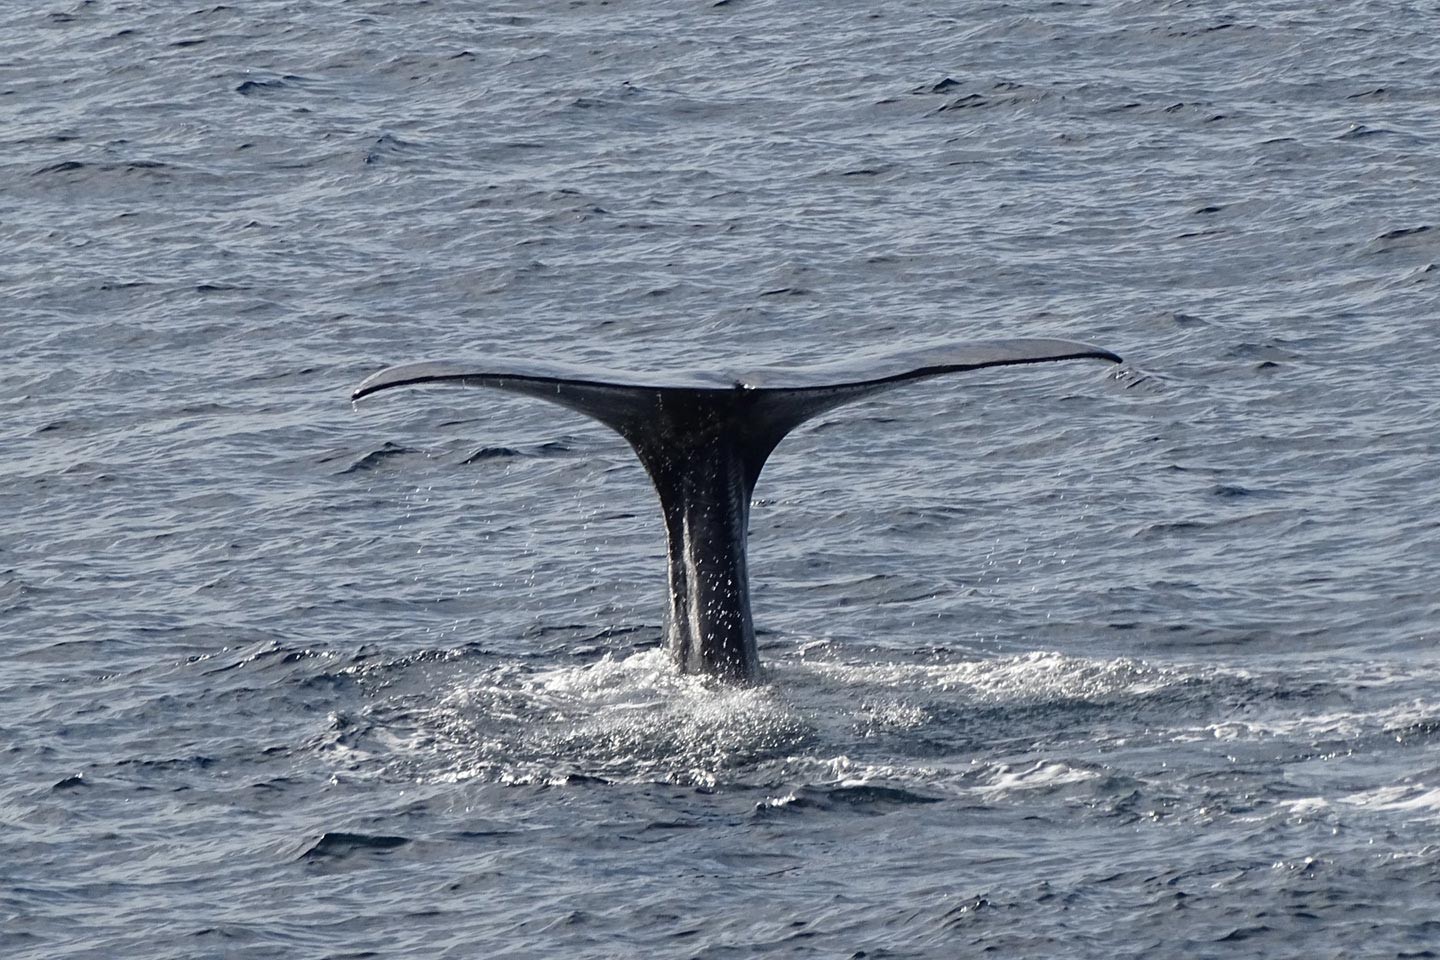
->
[359, 646, 1200, 790]
[398, 649, 816, 786]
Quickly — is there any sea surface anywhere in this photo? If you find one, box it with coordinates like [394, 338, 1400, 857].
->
[5, 2, 1440, 957]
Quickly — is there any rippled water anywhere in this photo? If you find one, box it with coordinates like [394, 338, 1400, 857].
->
[5, 2, 1440, 957]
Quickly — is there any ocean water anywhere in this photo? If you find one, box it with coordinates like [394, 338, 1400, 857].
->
[5, 1, 1440, 957]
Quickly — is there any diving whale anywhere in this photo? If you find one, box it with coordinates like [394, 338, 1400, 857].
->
[352, 338, 1122, 683]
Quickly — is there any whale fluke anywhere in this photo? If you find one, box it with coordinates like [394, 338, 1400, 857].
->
[352, 338, 1122, 683]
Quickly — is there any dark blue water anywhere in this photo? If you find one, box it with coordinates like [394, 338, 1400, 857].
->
[5, 2, 1440, 957]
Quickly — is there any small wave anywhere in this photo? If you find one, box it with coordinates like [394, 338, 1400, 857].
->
[299, 831, 410, 862]
[1376, 225, 1432, 242]
[1179, 697, 1440, 748]
[928, 81, 1046, 115]
[1340, 785, 1440, 818]
[29, 159, 182, 186]
[235, 74, 313, 97]
[757, 782, 942, 813]
[908, 77, 963, 96]
[1105, 363, 1163, 393]
[460, 439, 573, 464]
[321, 441, 415, 475]
[1337, 123, 1396, 140]
[461, 445, 523, 463]
[363, 133, 424, 166]
[1364, 224, 1437, 256]
[32, 159, 87, 176]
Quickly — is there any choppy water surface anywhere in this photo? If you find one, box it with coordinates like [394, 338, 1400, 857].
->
[5, 1, 1440, 957]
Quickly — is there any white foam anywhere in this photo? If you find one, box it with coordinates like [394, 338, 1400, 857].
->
[792, 650, 1181, 705]
[410, 649, 816, 785]
[1176, 699, 1436, 745]
[362, 645, 1440, 802]
[362, 646, 1201, 787]
[1281, 797, 1333, 817]
[1342, 784, 1440, 816]
[976, 760, 1100, 796]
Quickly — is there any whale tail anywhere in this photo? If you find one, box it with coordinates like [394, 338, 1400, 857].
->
[352, 338, 1122, 682]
